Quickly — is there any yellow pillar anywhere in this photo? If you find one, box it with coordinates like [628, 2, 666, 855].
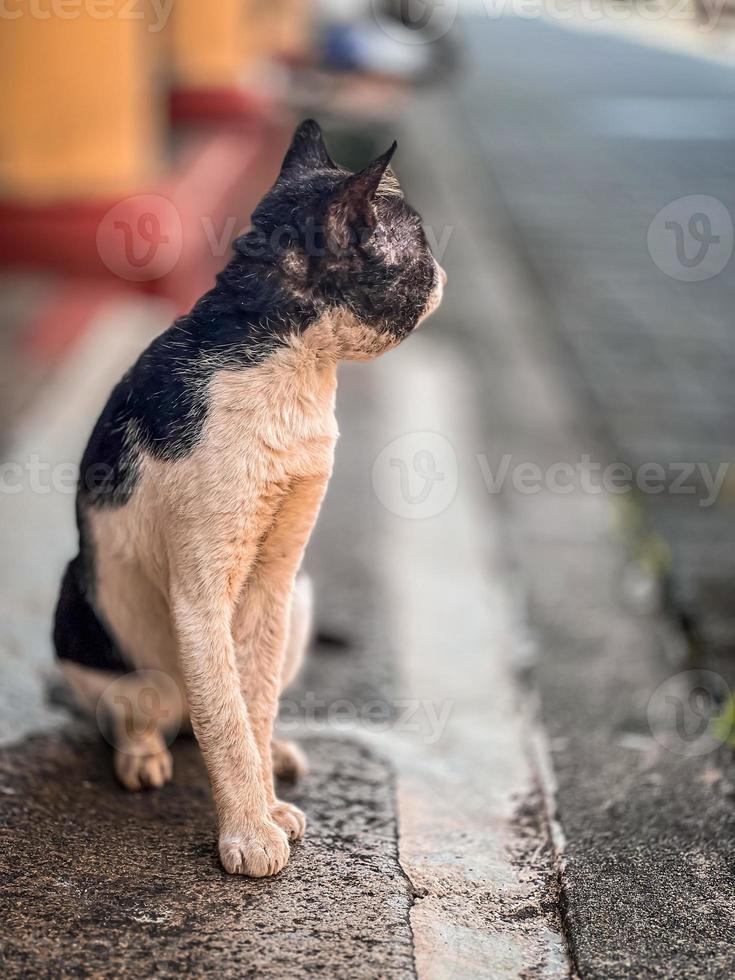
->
[271, 0, 310, 60]
[170, 0, 243, 88]
[170, 0, 313, 89]
[0, 1, 160, 202]
[241, 0, 311, 66]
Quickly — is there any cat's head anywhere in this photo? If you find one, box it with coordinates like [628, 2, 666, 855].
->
[235, 119, 445, 360]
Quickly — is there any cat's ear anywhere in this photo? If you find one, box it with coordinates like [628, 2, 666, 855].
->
[378, 165, 403, 198]
[279, 119, 335, 175]
[324, 142, 398, 252]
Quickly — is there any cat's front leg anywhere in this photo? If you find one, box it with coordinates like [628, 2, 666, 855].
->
[233, 567, 308, 843]
[170, 560, 290, 877]
[234, 474, 330, 841]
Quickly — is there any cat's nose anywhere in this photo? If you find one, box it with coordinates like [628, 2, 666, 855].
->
[438, 265, 447, 287]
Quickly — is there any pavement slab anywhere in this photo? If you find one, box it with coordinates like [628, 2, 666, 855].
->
[0, 728, 414, 979]
[371, 342, 570, 979]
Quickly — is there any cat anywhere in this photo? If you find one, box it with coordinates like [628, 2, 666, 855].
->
[53, 119, 445, 877]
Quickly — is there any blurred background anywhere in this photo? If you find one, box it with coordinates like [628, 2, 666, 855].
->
[1, 1, 735, 976]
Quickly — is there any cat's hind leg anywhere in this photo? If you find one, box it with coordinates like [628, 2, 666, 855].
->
[55, 554, 184, 790]
[59, 661, 181, 790]
[100, 670, 181, 791]
[272, 738, 309, 782]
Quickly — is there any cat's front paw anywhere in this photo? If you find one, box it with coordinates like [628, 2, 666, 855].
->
[270, 800, 306, 840]
[218, 820, 290, 877]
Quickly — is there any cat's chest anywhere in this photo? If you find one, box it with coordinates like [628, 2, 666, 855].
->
[203, 360, 339, 483]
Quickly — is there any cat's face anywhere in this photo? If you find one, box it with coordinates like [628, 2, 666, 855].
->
[236, 120, 445, 359]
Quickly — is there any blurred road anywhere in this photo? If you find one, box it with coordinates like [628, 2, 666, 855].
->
[456, 15, 735, 658]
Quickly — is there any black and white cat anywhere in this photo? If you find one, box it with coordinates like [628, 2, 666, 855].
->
[54, 119, 445, 877]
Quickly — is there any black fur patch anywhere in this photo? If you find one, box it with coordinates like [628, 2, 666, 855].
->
[54, 555, 129, 673]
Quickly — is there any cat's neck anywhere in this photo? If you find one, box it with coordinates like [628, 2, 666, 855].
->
[181, 256, 397, 364]
[182, 256, 319, 352]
